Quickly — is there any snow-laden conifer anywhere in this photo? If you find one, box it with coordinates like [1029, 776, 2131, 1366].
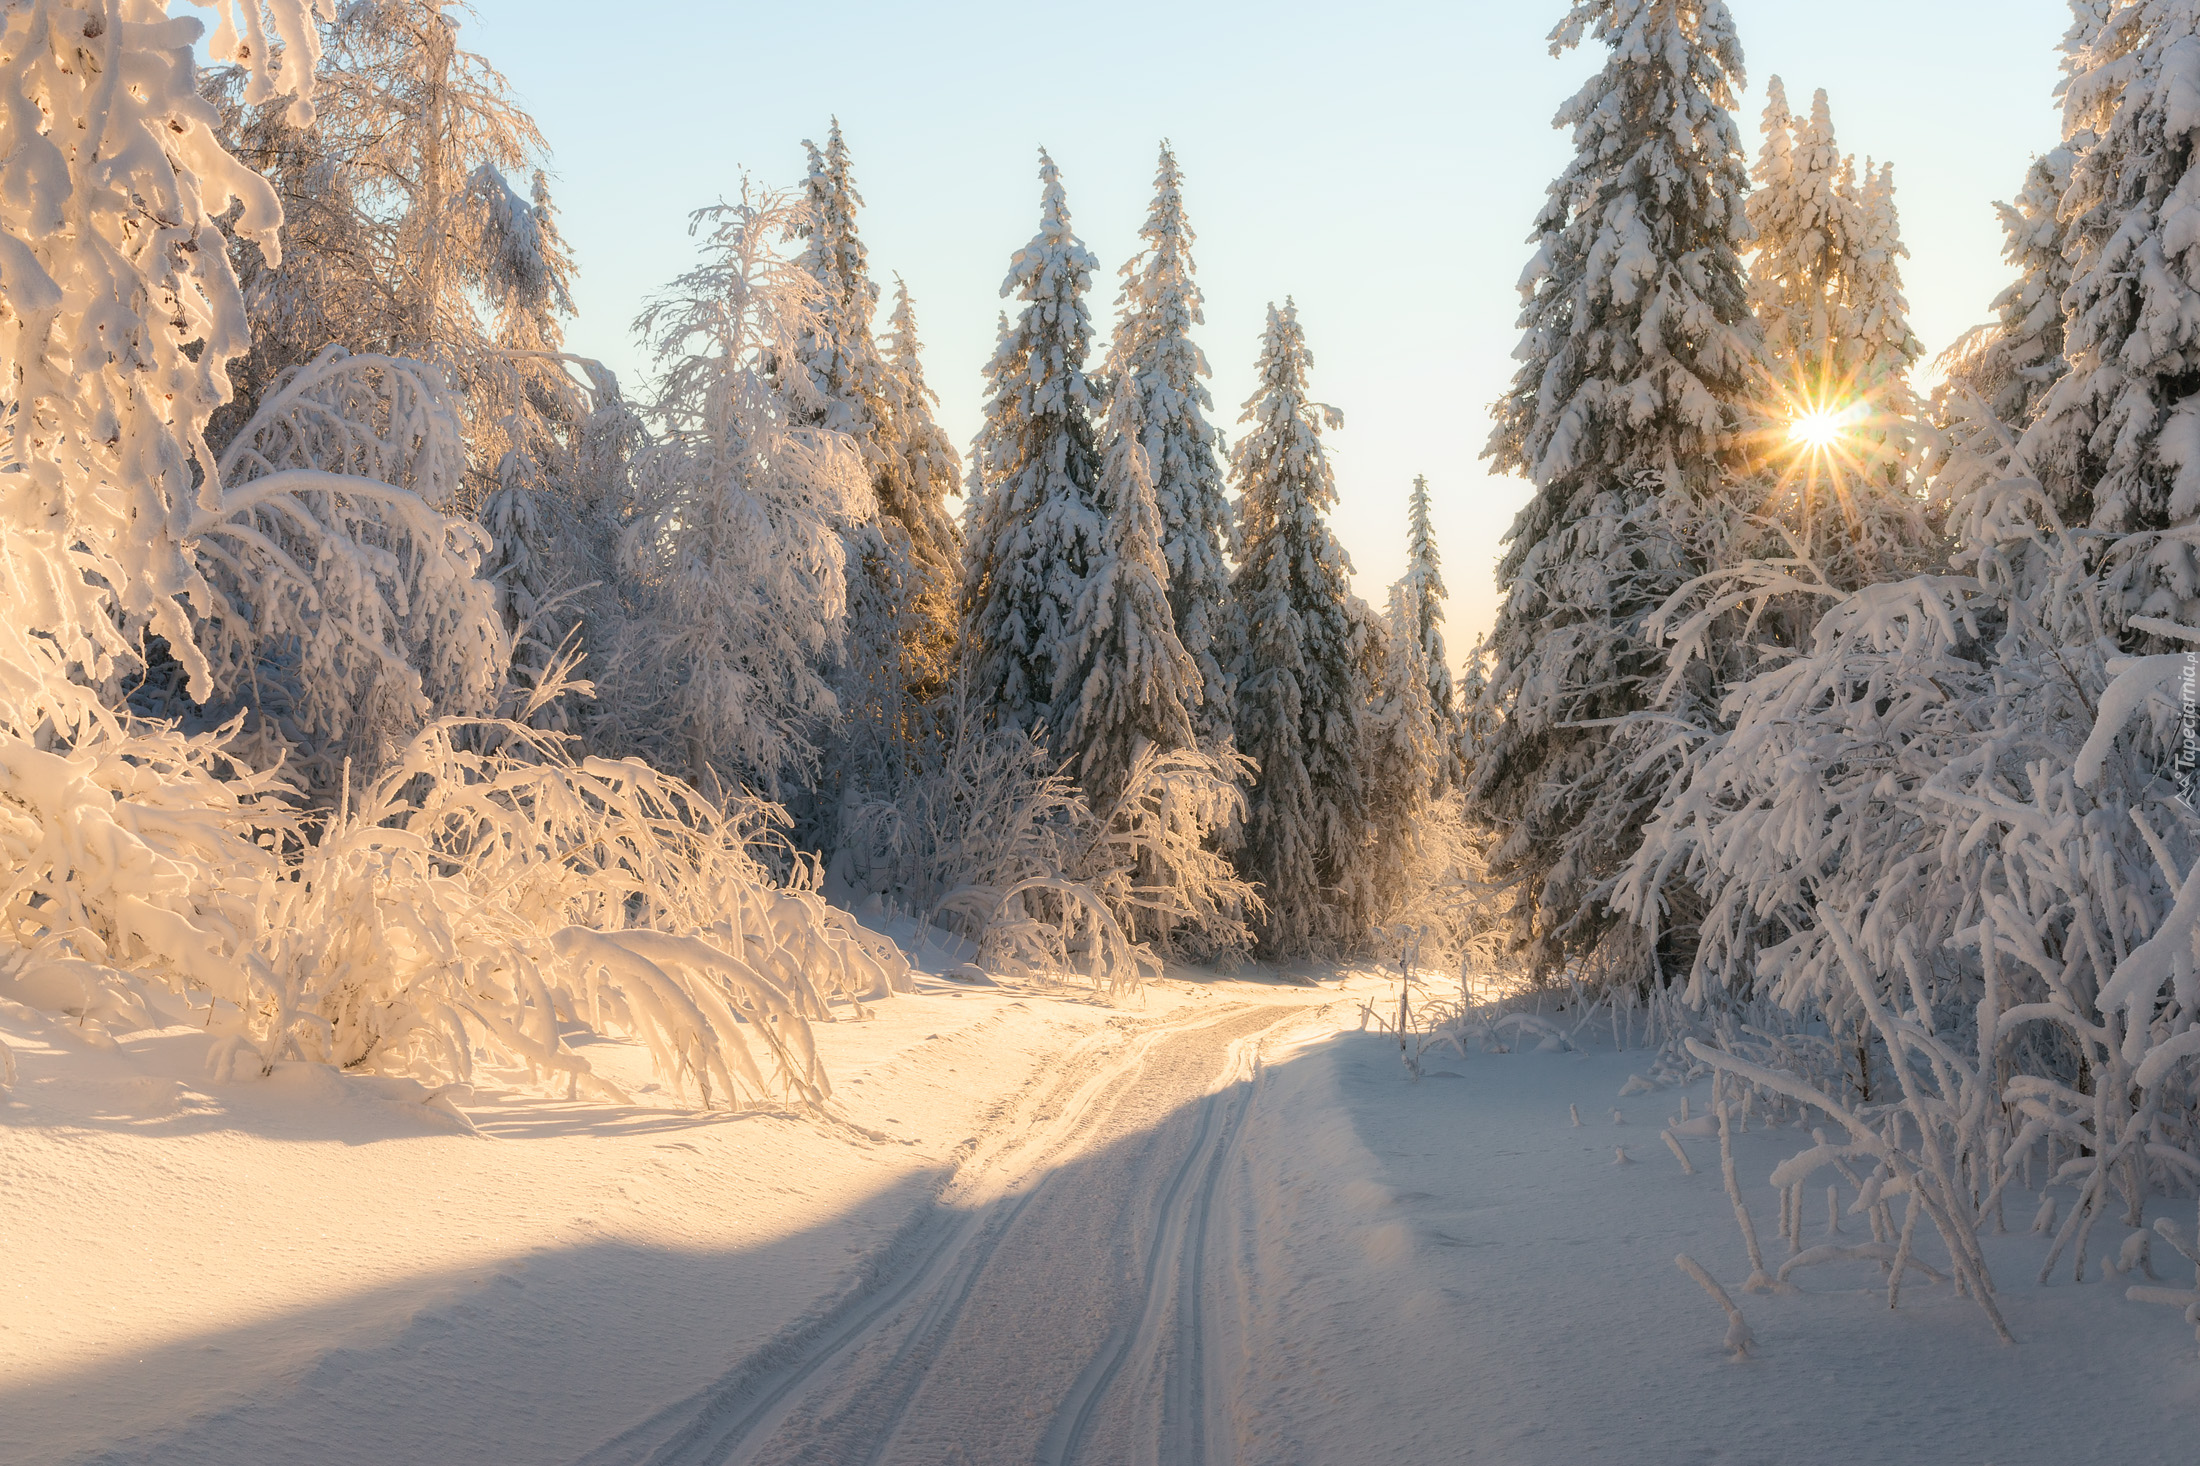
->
[1109, 143, 1241, 755]
[1474, 0, 1760, 977]
[1747, 80, 1859, 389]
[961, 151, 1105, 741]
[1840, 159, 1926, 475]
[1056, 396, 1202, 816]
[2020, 0, 2200, 627]
[1362, 583, 1443, 919]
[1936, 147, 2076, 454]
[1230, 302, 1370, 956]
[875, 277, 965, 694]
[1055, 384, 1256, 950]
[1400, 475, 1457, 785]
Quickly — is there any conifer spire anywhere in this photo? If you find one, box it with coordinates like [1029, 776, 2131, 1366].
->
[960, 150, 1105, 738]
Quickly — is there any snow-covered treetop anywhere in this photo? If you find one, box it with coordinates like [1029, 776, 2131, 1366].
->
[995, 149, 1101, 425]
[796, 118, 888, 446]
[1490, 0, 1758, 530]
[1234, 300, 1346, 549]
[1845, 160, 1924, 404]
[961, 149, 1106, 737]
[2020, 0, 2200, 627]
[1402, 476, 1456, 724]
[877, 275, 963, 571]
[1109, 142, 1236, 751]
[1748, 80, 1861, 382]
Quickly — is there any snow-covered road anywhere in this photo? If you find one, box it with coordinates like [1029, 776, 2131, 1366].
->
[587, 1000, 1301, 1466]
[10, 969, 2196, 1464]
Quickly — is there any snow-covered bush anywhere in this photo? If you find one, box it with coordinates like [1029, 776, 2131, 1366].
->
[836, 684, 1255, 988]
[183, 347, 508, 787]
[238, 696, 906, 1107]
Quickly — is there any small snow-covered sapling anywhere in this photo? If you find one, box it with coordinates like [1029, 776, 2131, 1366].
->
[1675, 1254, 1755, 1360]
[1664, 1130, 1695, 1174]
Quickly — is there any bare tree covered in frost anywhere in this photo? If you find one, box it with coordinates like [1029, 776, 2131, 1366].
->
[0, 6, 903, 1117]
[209, 0, 584, 514]
[1231, 302, 1371, 956]
[1110, 143, 1240, 757]
[1473, 0, 1761, 980]
[961, 150, 1105, 743]
[599, 187, 869, 799]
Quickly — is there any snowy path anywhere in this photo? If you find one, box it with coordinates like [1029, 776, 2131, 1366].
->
[584, 999, 1301, 1466]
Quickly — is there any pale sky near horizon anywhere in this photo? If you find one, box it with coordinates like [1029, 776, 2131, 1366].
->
[463, 0, 2072, 660]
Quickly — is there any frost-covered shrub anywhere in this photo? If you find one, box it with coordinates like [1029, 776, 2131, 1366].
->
[239, 700, 906, 1107]
[835, 687, 1255, 989]
[181, 347, 509, 788]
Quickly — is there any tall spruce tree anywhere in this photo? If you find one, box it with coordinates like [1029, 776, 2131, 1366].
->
[1230, 302, 1370, 956]
[961, 151, 1105, 741]
[1108, 143, 1241, 756]
[1842, 159, 1925, 475]
[1400, 475, 1456, 787]
[1474, 0, 1762, 979]
[1363, 580, 1443, 922]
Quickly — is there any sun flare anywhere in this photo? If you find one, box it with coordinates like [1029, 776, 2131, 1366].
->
[1788, 406, 1851, 450]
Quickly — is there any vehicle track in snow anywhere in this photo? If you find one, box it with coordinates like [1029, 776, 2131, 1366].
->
[583, 999, 1296, 1466]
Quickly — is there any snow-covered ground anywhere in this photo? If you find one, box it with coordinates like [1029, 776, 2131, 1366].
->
[4, 966, 2193, 1465]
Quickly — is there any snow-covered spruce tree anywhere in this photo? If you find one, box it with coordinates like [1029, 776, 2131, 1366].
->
[1400, 475, 1458, 788]
[876, 276, 965, 698]
[1840, 159, 1926, 474]
[1474, 0, 1761, 981]
[600, 187, 870, 797]
[2019, 0, 2200, 631]
[1056, 383, 1257, 949]
[1746, 79, 1859, 394]
[1109, 142, 1241, 756]
[1363, 582, 1443, 925]
[961, 151, 1105, 742]
[1744, 80, 1925, 573]
[1620, 7, 2200, 1330]
[1933, 145, 2077, 505]
[1056, 399, 1200, 814]
[1230, 302, 1371, 957]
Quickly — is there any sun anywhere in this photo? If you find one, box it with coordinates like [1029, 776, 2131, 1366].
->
[1788, 407, 1849, 450]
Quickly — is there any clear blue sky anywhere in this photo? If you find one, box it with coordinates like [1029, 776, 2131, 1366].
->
[464, 0, 2072, 652]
